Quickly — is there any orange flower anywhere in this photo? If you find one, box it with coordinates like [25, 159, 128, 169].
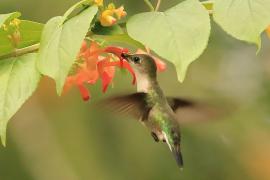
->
[97, 57, 116, 92]
[64, 41, 135, 101]
[266, 25, 270, 39]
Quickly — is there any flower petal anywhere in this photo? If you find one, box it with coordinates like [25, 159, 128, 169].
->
[104, 46, 129, 68]
[101, 67, 115, 93]
[77, 83, 90, 101]
[267, 25, 270, 39]
[155, 58, 166, 72]
[104, 46, 129, 58]
[99, 60, 136, 85]
[100, 9, 117, 27]
[114, 6, 127, 19]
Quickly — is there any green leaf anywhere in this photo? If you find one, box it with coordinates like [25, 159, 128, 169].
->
[93, 34, 145, 49]
[37, 6, 98, 95]
[127, 0, 210, 82]
[0, 20, 43, 57]
[17, 20, 43, 48]
[0, 12, 21, 27]
[0, 53, 41, 146]
[0, 30, 13, 56]
[92, 22, 124, 35]
[62, 0, 92, 23]
[0, 12, 23, 57]
[213, 0, 270, 49]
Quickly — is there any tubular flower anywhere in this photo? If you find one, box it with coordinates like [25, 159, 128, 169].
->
[99, 3, 127, 27]
[266, 25, 270, 39]
[136, 49, 166, 72]
[64, 40, 135, 101]
[97, 57, 116, 92]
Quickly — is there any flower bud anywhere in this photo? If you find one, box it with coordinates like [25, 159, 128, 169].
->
[94, 0, 103, 6]
[100, 9, 117, 27]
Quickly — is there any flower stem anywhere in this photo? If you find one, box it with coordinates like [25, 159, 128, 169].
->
[155, 0, 161, 11]
[0, 43, 40, 60]
[201, 0, 213, 15]
[143, 0, 155, 12]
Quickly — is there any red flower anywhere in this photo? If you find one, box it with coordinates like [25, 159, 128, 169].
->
[267, 25, 270, 39]
[64, 41, 165, 101]
[64, 41, 135, 101]
[97, 56, 116, 92]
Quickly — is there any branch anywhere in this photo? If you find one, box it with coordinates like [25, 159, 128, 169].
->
[143, 0, 154, 12]
[201, 0, 213, 15]
[155, 0, 161, 11]
[0, 43, 40, 60]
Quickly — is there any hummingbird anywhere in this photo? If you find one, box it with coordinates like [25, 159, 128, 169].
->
[102, 53, 218, 169]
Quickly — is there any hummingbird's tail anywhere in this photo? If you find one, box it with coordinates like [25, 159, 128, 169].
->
[171, 144, 184, 169]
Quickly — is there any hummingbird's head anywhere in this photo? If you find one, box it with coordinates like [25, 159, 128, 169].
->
[162, 128, 183, 168]
[121, 53, 157, 79]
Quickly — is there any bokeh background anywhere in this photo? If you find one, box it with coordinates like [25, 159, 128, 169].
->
[1, 0, 270, 179]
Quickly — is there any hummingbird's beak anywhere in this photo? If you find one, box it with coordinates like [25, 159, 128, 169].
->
[121, 53, 131, 62]
[171, 144, 184, 169]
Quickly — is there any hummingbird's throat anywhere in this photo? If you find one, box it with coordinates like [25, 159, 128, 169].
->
[135, 73, 153, 93]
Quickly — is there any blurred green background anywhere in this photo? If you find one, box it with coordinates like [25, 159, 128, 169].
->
[1, 0, 270, 180]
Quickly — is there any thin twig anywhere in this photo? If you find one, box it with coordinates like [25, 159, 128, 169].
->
[0, 43, 40, 60]
[143, 0, 155, 12]
[155, 0, 161, 11]
[201, 0, 213, 15]
[145, 46, 150, 54]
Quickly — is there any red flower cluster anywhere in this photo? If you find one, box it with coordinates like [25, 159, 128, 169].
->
[64, 41, 167, 101]
[64, 41, 135, 101]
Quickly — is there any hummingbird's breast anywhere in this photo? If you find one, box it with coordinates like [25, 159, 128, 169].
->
[136, 76, 179, 142]
[145, 100, 179, 141]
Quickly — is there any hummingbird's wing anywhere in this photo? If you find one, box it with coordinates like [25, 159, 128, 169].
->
[101, 93, 196, 121]
[101, 93, 151, 121]
[101, 93, 221, 123]
[168, 97, 222, 124]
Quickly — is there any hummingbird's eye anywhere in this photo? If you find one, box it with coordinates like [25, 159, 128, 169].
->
[133, 56, 141, 64]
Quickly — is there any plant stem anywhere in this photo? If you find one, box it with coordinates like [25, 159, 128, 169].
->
[201, 0, 213, 15]
[143, 0, 155, 12]
[0, 43, 40, 60]
[155, 0, 161, 11]
[145, 46, 150, 54]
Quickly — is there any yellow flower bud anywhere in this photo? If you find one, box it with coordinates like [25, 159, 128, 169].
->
[100, 9, 116, 27]
[9, 18, 21, 27]
[1, 24, 8, 31]
[94, 0, 103, 7]
[98, 3, 127, 27]
[114, 6, 127, 19]
[107, 3, 115, 10]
